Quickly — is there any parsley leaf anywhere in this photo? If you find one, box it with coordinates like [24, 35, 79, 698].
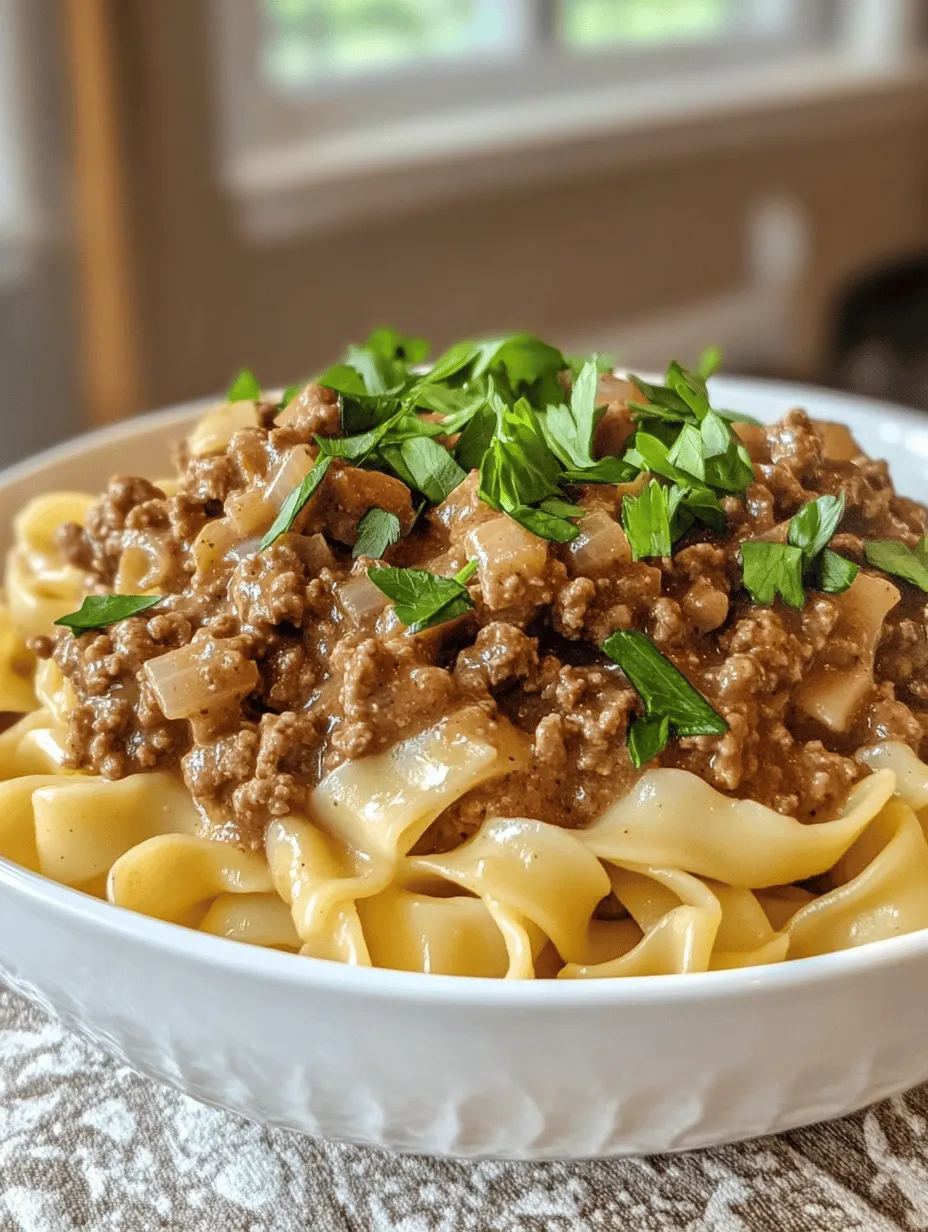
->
[627, 715, 671, 768]
[864, 537, 928, 592]
[560, 457, 637, 485]
[454, 399, 495, 471]
[393, 436, 466, 503]
[565, 352, 615, 380]
[701, 433, 754, 493]
[421, 339, 482, 385]
[697, 345, 723, 380]
[667, 423, 706, 481]
[353, 508, 403, 560]
[625, 430, 694, 486]
[318, 327, 429, 398]
[227, 369, 261, 402]
[475, 334, 566, 405]
[818, 548, 859, 594]
[55, 594, 162, 633]
[539, 359, 602, 470]
[602, 629, 728, 738]
[507, 504, 581, 543]
[788, 493, 846, 565]
[367, 561, 477, 633]
[622, 480, 673, 560]
[315, 406, 409, 462]
[741, 494, 854, 605]
[478, 384, 580, 541]
[261, 456, 333, 549]
[317, 363, 371, 399]
[675, 485, 726, 532]
[627, 376, 693, 423]
[713, 407, 764, 428]
[741, 541, 806, 608]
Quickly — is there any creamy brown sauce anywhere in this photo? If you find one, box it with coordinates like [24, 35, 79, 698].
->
[42, 383, 928, 850]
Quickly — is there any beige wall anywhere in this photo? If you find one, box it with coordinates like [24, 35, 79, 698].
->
[113, 2, 928, 415]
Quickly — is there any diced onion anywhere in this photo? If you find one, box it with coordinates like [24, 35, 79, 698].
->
[227, 536, 262, 563]
[466, 516, 548, 606]
[288, 532, 336, 574]
[567, 510, 631, 575]
[144, 638, 259, 720]
[339, 575, 389, 624]
[264, 446, 314, 512]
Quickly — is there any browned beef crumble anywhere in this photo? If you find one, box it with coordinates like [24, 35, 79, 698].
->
[44, 387, 928, 849]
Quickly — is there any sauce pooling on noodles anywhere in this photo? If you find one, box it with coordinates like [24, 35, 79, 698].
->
[0, 331, 926, 978]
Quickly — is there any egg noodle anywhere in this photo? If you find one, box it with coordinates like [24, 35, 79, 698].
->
[0, 470, 926, 978]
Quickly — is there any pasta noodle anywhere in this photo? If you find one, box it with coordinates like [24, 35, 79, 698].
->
[0, 374, 927, 982]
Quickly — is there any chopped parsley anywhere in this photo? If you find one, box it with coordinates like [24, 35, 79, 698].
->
[352, 508, 403, 560]
[478, 384, 581, 542]
[741, 493, 857, 608]
[622, 480, 674, 560]
[864, 537, 928, 592]
[741, 542, 806, 609]
[818, 548, 859, 594]
[787, 492, 847, 564]
[367, 561, 477, 633]
[266, 330, 761, 551]
[602, 629, 728, 768]
[55, 594, 163, 633]
[227, 368, 261, 403]
[539, 359, 602, 471]
[260, 455, 333, 550]
[627, 714, 671, 767]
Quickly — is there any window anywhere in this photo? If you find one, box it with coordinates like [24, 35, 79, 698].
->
[258, 0, 808, 100]
[263, 0, 520, 89]
[213, 0, 920, 237]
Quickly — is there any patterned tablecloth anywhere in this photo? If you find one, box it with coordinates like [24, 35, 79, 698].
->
[2, 987, 928, 1232]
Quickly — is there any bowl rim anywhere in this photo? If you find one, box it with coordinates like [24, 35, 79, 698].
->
[2, 374, 926, 1008]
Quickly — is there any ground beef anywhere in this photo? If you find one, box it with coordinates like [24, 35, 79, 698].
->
[47, 387, 928, 847]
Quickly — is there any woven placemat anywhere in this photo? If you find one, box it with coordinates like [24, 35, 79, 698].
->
[0, 986, 925, 1231]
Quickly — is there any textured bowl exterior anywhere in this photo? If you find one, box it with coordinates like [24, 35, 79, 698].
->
[0, 378, 925, 1159]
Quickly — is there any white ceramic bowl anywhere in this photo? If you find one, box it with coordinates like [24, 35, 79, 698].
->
[0, 378, 927, 1160]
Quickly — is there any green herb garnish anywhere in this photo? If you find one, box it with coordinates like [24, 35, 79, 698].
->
[623, 352, 755, 500]
[818, 548, 859, 593]
[478, 384, 581, 542]
[261, 456, 333, 550]
[55, 594, 163, 633]
[352, 508, 403, 560]
[227, 368, 261, 403]
[539, 359, 602, 471]
[864, 537, 928, 592]
[560, 456, 637, 485]
[390, 436, 466, 504]
[741, 492, 857, 607]
[627, 714, 671, 767]
[741, 542, 806, 609]
[622, 480, 673, 560]
[787, 493, 847, 564]
[602, 629, 727, 768]
[368, 561, 477, 633]
[270, 330, 759, 554]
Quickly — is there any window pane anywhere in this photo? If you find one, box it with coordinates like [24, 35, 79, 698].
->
[561, 0, 740, 49]
[263, 0, 518, 88]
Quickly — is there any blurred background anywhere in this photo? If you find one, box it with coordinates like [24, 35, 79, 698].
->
[1, 0, 927, 464]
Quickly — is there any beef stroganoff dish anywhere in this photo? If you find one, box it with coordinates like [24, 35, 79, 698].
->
[0, 331, 926, 979]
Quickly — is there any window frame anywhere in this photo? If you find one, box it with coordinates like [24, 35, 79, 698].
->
[211, 0, 923, 240]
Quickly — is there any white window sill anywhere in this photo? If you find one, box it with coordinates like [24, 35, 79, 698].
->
[223, 50, 928, 243]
